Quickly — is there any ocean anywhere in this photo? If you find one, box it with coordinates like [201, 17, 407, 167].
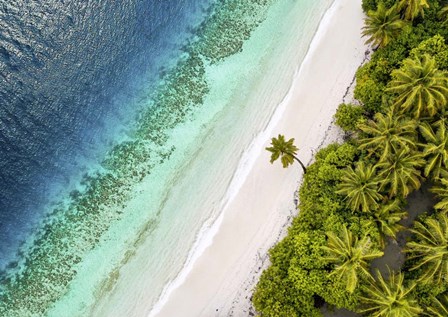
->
[0, 0, 333, 315]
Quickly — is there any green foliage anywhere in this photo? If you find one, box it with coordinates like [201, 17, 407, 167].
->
[419, 119, 448, 179]
[266, 134, 307, 172]
[358, 110, 418, 161]
[298, 143, 358, 230]
[354, 62, 388, 113]
[254, 0, 448, 315]
[440, 5, 448, 24]
[410, 34, 448, 70]
[315, 142, 359, 166]
[253, 231, 327, 317]
[363, 3, 408, 48]
[372, 26, 415, 68]
[360, 269, 422, 316]
[387, 54, 448, 118]
[398, 0, 430, 21]
[253, 144, 360, 315]
[362, 0, 378, 12]
[322, 275, 362, 311]
[322, 226, 383, 293]
[370, 199, 407, 241]
[377, 148, 425, 198]
[355, 11, 448, 113]
[427, 293, 448, 316]
[347, 215, 383, 244]
[412, 13, 448, 43]
[253, 264, 321, 317]
[431, 178, 448, 212]
[362, 2, 406, 47]
[266, 134, 298, 168]
[406, 213, 448, 284]
[334, 103, 366, 132]
[336, 162, 383, 212]
[362, 0, 398, 12]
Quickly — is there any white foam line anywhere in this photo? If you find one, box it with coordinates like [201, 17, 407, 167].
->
[147, 1, 340, 316]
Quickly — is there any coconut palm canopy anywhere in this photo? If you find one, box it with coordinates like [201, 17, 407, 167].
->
[265, 134, 307, 172]
[362, 3, 407, 48]
[398, 0, 429, 20]
[419, 119, 448, 179]
[253, 1, 448, 316]
[360, 270, 422, 317]
[387, 54, 448, 119]
[440, 5, 448, 24]
[376, 148, 425, 198]
[336, 162, 383, 212]
[371, 199, 406, 242]
[428, 293, 448, 317]
[431, 178, 448, 212]
[406, 213, 448, 284]
[358, 110, 418, 161]
[322, 226, 383, 293]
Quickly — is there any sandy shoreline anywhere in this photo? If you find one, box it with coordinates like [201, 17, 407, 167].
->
[151, 0, 368, 315]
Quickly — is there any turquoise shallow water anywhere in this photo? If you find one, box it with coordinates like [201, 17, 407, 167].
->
[0, 0, 333, 316]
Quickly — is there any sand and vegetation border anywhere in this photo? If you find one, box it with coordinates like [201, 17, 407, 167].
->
[254, 0, 448, 316]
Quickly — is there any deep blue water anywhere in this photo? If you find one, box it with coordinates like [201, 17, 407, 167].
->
[0, 0, 212, 271]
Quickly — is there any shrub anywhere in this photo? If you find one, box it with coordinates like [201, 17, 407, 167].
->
[362, 0, 396, 12]
[410, 34, 448, 69]
[334, 103, 366, 132]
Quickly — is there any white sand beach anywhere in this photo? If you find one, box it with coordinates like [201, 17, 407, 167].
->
[151, 0, 368, 316]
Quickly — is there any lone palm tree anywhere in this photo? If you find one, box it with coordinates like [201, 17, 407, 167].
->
[362, 3, 407, 48]
[266, 134, 306, 173]
[387, 54, 448, 119]
[336, 162, 383, 213]
[406, 213, 448, 284]
[419, 119, 448, 179]
[360, 269, 422, 317]
[398, 0, 429, 20]
[322, 226, 383, 293]
[376, 148, 425, 198]
[359, 111, 418, 161]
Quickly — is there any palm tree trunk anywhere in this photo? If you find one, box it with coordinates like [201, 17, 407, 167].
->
[293, 156, 307, 174]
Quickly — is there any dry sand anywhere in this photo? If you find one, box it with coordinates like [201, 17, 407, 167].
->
[152, 0, 368, 315]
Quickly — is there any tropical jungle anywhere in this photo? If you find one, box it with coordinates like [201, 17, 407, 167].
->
[253, 0, 448, 316]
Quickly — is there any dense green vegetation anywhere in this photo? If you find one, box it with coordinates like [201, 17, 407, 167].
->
[253, 0, 448, 316]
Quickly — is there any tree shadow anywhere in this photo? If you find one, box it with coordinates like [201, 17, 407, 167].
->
[371, 182, 437, 277]
[321, 304, 360, 317]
